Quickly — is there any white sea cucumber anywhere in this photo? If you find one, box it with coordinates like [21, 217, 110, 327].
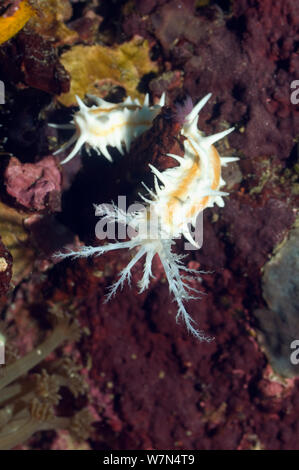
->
[50, 93, 165, 163]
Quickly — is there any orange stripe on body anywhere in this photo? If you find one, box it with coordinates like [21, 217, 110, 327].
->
[90, 106, 121, 114]
[89, 104, 140, 115]
[164, 141, 221, 226]
[185, 145, 221, 220]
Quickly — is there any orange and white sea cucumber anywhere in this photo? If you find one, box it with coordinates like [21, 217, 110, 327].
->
[51, 93, 165, 163]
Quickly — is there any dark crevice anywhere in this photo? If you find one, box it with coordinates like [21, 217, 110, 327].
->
[226, 14, 247, 41]
[276, 58, 290, 72]
[211, 0, 232, 14]
[232, 83, 246, 101]
[206, 102, 222, 124]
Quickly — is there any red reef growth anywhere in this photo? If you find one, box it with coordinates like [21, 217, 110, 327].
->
[123, 0, 299, 163]
[4, 156, 62, 212]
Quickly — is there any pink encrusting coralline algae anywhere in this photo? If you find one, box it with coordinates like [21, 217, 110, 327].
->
[54, 93, 238, 340]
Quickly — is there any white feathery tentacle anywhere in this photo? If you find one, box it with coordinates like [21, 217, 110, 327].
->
[138, 250, 155, 292]
[105, 246, 147, 301]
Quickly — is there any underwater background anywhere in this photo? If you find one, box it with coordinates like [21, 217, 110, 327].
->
[0, 0, 298, 450]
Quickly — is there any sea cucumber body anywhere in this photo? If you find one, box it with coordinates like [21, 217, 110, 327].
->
[53, 94, 165, 163]
[149, 137, 225, 239]
[57, 93, 238, 340]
